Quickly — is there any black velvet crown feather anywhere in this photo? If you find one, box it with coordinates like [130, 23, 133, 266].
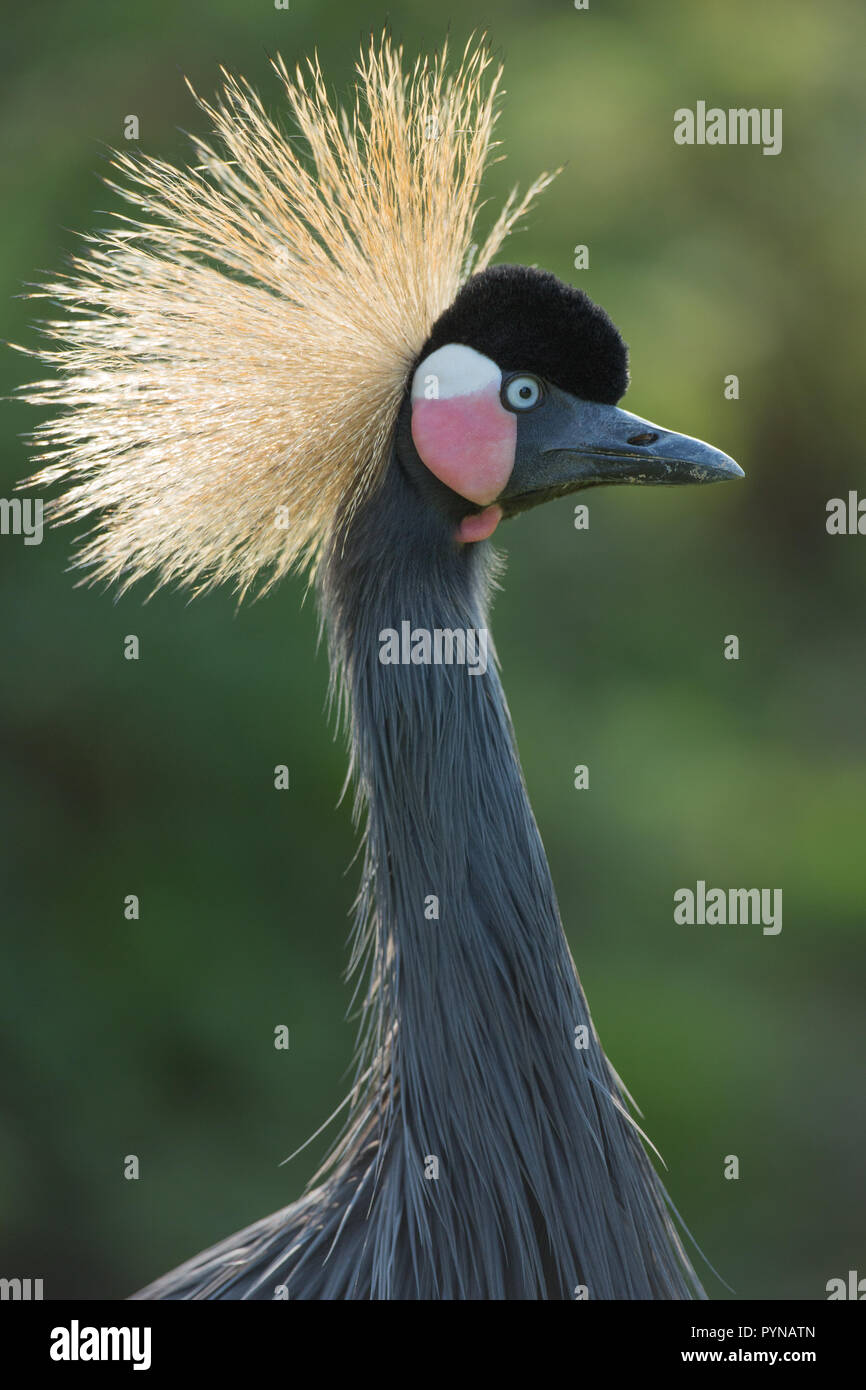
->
[417, 263, 630, 405]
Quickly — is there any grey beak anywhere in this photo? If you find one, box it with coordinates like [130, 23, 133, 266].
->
[502, 391, 744, 514]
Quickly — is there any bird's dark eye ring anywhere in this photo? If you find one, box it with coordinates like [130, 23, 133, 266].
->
[501, 373, 545, 412]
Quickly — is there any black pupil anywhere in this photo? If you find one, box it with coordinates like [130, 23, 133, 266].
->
[519, 385, 532, 397]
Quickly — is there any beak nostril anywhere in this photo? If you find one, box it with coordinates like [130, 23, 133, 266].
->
[627, 431, 659, 446]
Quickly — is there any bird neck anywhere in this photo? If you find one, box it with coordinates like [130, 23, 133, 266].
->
[315, 448, 700, 1300]
[318, 455, 569, 1280]
[320, 452, 559, 1023]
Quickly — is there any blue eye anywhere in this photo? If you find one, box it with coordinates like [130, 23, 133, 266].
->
[502, 374, 543, 411]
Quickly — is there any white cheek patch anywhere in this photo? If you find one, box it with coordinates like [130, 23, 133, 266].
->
[411, 343, 501, 402]
[410, 343, 516, 506]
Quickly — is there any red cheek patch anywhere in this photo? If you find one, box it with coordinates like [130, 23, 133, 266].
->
[411, 384, 516, 505]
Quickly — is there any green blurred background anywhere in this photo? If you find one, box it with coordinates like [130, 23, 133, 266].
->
[1, 0, 864, 1300]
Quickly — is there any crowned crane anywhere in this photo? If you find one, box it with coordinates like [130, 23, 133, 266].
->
[20, 36, 742, 1300]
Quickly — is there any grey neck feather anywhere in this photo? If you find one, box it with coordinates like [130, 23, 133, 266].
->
[307, 448, 704, 1300]
[132, 442, 707, 1301]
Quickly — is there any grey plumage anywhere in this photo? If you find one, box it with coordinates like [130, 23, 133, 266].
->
[132, 450, 704, 1301]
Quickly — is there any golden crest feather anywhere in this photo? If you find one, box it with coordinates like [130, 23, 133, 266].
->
[18, 34, 554, 597]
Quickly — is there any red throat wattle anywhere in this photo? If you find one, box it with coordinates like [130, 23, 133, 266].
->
[456, 504, 503, 543]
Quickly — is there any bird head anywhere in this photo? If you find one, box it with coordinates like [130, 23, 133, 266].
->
[16, 35, 741, 598]
[402, 263, 742, 545]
